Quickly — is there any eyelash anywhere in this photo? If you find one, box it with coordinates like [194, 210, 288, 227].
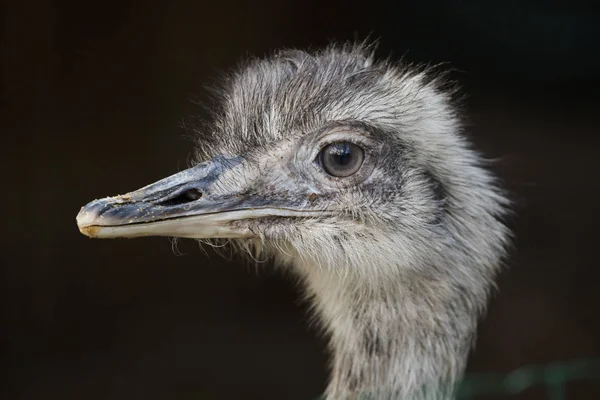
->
[315, 137, 371, 158]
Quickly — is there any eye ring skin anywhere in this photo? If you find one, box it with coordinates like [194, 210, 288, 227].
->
[301, 126, 382, 189]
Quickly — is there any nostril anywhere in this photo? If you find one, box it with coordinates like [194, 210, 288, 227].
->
[182, 188, 203, 201]
[158, 189, 203, 207]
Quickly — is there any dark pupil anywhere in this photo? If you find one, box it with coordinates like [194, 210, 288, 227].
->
[329, 143, 352, 165]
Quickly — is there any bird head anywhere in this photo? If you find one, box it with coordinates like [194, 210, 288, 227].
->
[77, 44, 509, 280]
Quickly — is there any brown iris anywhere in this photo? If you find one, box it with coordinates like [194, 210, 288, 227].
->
[319, 142, 365, 177]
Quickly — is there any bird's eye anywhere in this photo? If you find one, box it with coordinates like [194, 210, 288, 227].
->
[319, 142, 365, 178]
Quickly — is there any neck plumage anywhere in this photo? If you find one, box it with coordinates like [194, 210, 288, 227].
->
[302, 266, 487, 400]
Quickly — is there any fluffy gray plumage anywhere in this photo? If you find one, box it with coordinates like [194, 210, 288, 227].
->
[187, 43, 511, 399]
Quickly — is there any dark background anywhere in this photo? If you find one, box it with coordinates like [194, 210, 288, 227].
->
[2, 1, 600, 399]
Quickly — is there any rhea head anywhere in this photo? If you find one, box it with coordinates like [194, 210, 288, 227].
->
[76, 43, 509, 399]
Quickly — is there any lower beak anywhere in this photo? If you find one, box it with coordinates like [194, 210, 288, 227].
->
[76, 156, 323, 239]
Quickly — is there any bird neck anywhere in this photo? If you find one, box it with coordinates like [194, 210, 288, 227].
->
[303, 268, 482, 400]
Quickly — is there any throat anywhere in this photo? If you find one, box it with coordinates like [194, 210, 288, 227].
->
[302, 268, 481, 400]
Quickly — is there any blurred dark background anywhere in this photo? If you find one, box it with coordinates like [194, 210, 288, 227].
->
[2, 1, 599, 399]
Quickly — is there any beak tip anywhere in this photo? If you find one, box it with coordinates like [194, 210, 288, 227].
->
[78, 224, 101, 238]
[76, 202, 102, 237]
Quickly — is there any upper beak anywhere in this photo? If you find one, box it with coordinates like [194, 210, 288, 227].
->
[76, 155, 323, 239]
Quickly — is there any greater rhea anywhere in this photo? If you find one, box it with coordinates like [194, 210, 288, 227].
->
[76, 43, 510, 400]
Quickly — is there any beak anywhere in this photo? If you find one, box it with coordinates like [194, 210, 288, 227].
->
[76, 155, 323, 239]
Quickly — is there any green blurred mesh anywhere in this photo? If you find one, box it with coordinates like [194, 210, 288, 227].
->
[456, 359, 600, 400]
[314, 359, 600, 399]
